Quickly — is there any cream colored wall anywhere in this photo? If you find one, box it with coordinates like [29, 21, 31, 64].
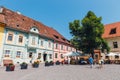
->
[105, 37, 120, 52]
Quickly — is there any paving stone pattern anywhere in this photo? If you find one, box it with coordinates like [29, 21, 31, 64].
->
[0, 64, 120, 80]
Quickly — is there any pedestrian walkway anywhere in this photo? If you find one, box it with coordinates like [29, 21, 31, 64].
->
[0, 64, 120, 80]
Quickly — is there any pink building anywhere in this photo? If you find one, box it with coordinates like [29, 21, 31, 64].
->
[47, 28, 76, 62]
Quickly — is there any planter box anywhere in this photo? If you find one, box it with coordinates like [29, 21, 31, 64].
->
[6, 65, 15, 71]
[55, 61, 60, 65]
[49, 62, 54, 66]
[45, 62, 50, 66]
[32, 64, 39, 68]
[20, 64, 28, 69]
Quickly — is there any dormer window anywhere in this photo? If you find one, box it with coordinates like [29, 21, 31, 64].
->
[34, 29, 36, 31]
[54, 35, 59, 39]
[17, 25, 19, 27]
[62, 38, 66, 41]
[109, 28, 116, 34]
[67, 40, 70, 43]
[22, 19, 25, 21]
[30, 26, 39, 33]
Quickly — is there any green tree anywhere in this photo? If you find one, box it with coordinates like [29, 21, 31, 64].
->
[69, 11, 110, 58]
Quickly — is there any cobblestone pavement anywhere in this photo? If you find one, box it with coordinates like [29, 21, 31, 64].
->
[0, 64, 120, 80]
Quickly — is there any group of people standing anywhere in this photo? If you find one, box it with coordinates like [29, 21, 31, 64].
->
[88, 55, 104, 69]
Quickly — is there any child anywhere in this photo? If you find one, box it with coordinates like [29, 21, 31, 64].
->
[99, 56, 104, 69]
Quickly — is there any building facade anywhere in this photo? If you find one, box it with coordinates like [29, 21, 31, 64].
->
[102, 22, 120, 53]
[0, 7, 75, 66]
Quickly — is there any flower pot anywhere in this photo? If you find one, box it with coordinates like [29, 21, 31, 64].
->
[49, 62, 54, 66]
[45, 61, 50, 66]
[6, 65, 15, 71]
[55, 61, 60, 65]
[20, 64, 28, 69]
[32, 64, 39, 68]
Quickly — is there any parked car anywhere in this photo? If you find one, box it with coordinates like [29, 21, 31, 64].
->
[79, 58, 88, 65]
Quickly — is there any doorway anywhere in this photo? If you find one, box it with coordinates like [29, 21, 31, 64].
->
[43, 54, 47, 61]
[29, 52, 33, 58]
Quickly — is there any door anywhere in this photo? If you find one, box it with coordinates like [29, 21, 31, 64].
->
[43, 54, 47, 61]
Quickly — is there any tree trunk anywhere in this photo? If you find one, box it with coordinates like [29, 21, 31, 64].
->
[90, 49, 94, 59]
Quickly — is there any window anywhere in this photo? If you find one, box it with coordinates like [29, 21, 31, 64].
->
[34, 28, 36, 31]
[49, 54, 52, 59]
[48, 42, 51, 48]
[32, 37, 35, 45]
[4, 50, 10, 57]
[113, 42, 118, 48]
[62, 38, 66, 41]
[61, 45, 63, 50]
[18, 35, 23, 43]
[41, 40, 43, 46]
[71, 47, 72, 51]
[109, 28, 116, 34]
[29, 52, 32, 58]
[66, 46, 68, 51]
[16, 25, 19, 27]
[54, 35, 59, 39]
[95, 54, 98, 59]
[16, 51, 21, 58]
[105, 56, 109, 59]
[61, 54, 64, 59]
[55, 53, 58, 58]
[115, 55, 119, 59]
[55, 43, 58, 49]
[7, 33, 13, 41]
[38, 53, 41, 59]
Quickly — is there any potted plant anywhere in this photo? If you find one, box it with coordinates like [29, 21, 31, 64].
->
[6, 63, 15, 71]
[32, 60, 40, 68]
[45, 61, 49, 66]
[55, 60, 60, 65]
[20, 62, 28, 69]
[49, 61, 54, 66]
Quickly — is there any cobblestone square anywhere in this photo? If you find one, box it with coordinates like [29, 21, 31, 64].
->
[0, 64, 120, 80]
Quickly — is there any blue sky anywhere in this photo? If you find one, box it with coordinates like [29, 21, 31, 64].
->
[0, 0, 120, 40]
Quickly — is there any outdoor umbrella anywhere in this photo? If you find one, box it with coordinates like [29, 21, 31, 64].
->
[63, 51, 80, 57]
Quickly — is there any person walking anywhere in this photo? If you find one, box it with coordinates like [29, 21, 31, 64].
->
[68, 57, 71, 64]
[99, 56, 104, 69]
[88, 55, 94, 68]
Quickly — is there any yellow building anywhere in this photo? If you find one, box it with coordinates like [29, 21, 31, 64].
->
[0, 20, 5, 65]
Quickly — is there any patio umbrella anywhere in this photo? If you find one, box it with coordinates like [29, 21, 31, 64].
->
[63, 51, 80, 56]
[106, 52, 117, 56]
[106, 52, 117, 60]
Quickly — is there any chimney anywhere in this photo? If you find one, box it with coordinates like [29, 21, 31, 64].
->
[16, 11, 21, 14]
[0, 7, 3, 13]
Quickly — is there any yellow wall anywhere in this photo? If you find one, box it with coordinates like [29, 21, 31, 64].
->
[0, 23, 5, 48]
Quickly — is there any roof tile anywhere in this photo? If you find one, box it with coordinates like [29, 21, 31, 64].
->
[102, 22, 120, 38]
[0, 7, 71, 45]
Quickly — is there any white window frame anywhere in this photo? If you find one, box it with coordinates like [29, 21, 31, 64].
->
[16, 51, 21, 58]
[4, 50, 11, 57]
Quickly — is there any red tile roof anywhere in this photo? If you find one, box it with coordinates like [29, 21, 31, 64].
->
[102, 22, 120, 38]
[0, 13, 5, 24]
[0, 7, 71, 45]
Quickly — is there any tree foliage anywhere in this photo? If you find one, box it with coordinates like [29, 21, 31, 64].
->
[69, 11, 110, 57]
